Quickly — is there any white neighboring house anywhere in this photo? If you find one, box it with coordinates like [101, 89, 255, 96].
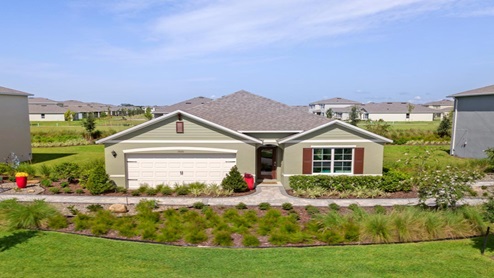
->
[0, 86, 33, 162]
[423, 99, 454, 120]
[309, 97, 362, 119]
[29, 104, 67, 121]
[362, 102, 436, 122]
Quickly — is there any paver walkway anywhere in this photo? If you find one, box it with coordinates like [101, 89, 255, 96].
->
[0, 182, 488, 207]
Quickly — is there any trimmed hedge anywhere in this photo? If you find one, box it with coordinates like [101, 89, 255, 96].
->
[289, 171, 411, 192]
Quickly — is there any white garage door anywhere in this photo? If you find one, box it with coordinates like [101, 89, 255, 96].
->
[126, 153, 236, 189]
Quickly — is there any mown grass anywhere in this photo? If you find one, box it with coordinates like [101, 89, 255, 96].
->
[0, 230, 493, 277]
[358, 121, 440, 131]
[30, 115, 147, 133]
[31, 145, 104, 168]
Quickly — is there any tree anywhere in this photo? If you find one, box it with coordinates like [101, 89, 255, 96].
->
[221, 165, 248, 192]
[437, 112, 452, 138]
[364, 119, 390, 137]
[144, 107, 153, 120]
[407, 103, 415, 120]
[349, 106, 360, 126]
[326, 108, 333, 119]
[81, 113, 96, 139]
[64, 109, 73, 121]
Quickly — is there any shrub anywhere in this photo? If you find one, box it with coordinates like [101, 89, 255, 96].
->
[51, 162, 80, 181]
[84, 163, 115, 195]
[374, 205, 386, 215]
[175, 185, 190, 195]
[213, 231, 233, 246]
[242, 233, 261, 247]
[47, 213, 69, 229]
[137, 184, 149, 193]
[67, 205, 80, 215]
[235, 202, 248, 210]
[87, 204, 104, 212]
[60, 181, 69, 188]
[0, 199, 58, 230]
[73, 214, 92, 230]
[363, 214, 390, 243]
[160, 185, 173, 195]
[259, 202, 271, 210]
[146, 187, 158, 196]
[221, 165, 248, 193]
[63, 188, 72, 194]
[116, 186, 127, 193]
[282, 202, 293, 211]
[184, 229, 208, 244]
[50, 187, 60, 194]
[329, 203, 340, 211]
[131, 191, 141, 196]
[483, 198, 494, 223]
[41, 179, 52, 187]
[75, 189, 84, 194]
[16, 163, 36, 177]
[192, 202, 206, 210]
[305, 205, 320, 216]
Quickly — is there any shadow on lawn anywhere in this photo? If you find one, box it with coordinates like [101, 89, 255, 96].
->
[470, 233, 494, 254]
[31, 153, 75, 164]
[0, 230, 39, 252]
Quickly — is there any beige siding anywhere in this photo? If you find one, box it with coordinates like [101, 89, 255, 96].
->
[368, 113, 434, 122]
[103, 114, 256, 188]
[0, 95, 32, 161]
[29, 113, 65, 121]
[280, 124, 385, 188]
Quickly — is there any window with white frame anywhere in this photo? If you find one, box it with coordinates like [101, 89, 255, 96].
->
[312, 148, 353, 174]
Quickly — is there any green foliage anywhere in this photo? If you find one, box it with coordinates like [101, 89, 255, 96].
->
[47, 213, 69, 229]
[485, 148, 494, 170]
[242, 233, 261, 247]
[60, 181, 69, 188]
[81, 113, 96, 138]
[258, 202, 271, 210]
[305, 205, 320, 216]
[184, 229, 208, 244]
[482, 198, 494, 223]
[364, 214, 390, 242]
[281, 202, 293, 211]
[437, 112, 452, 138]
[75, 189, 84, 194]
[87, 204, 103, 212]
[84, 163, 115, 195]
[326, 108, 333, 119]
[329, 203, 340, 211]
[213, 231, 233, 246]
[0, 199, 57, 230]
[192, 202, 205, 210]
[143, 107, 153, 121]
[16, 163, 36, 177]
[160, 185, 173, 195]
[49, 187, 61, 194]
[116, 186, 127, 193]
[41, 179, 52, 187]
[235, 202, 248, 210]
[146, 187, 158, 196]
[50, 162, 80, 181]
[221, 165, 248, 193]
[364, 119, 391, 137]
[374, 205, 386, 215]
[174, 185, 190, 195]
[137, 184, 149, 193]
[64, 109, 73, 121]
[0, 163, 14, 175]
[349, 105, 360, 126]
[63, 188, 72, 194]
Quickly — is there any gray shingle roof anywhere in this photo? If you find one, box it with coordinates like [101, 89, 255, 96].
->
[29, 104, 68, 114]
[0, 86, 33, 96]
[448, 84, 494, 97]
[309, 97, 361, 105]
[28, 97, 60, 105]
[187, 90, 331, 131]
[362, 102, 437, 114]
[153, 96, 212, 114]
[423, 99, 453, 106]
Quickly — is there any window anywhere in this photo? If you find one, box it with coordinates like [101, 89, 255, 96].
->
[41, 114, 45, 119]
[406, 113, 410, 119]
[312, 148, 353, 174]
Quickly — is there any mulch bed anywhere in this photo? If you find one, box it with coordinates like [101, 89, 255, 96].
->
[285, 189, 419, 199]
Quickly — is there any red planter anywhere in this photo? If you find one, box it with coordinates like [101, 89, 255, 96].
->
[16, 177, 27, 188]
[244, 173, 255, 191]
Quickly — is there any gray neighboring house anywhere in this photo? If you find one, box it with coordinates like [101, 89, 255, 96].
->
[152, 96, 212, 118]
[0, 86, 33, 162]
[449, 84, 494, 158]
[309, 97, 362, 118]
[97, 90, 392, 189]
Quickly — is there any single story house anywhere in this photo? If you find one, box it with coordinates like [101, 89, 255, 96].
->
[0, 86, 33, 162]
[449, 84, 494, 158]
[309, 97, 361, 117]
[423, 99, 454, 120]
[97, 91, 392, 189]
[362, 102, 436, 122]
[153, 96, 212, 118]
[29, 104, 67, 121]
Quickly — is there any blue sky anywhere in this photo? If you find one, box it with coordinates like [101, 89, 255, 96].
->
[1, 0, 494, 106]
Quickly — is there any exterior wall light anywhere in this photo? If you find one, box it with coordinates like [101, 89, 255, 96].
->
[111, 150, 117, 158]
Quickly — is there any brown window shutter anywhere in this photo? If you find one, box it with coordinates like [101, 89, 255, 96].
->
[302, 148, 312, 174]
[354, 147, 364, 174]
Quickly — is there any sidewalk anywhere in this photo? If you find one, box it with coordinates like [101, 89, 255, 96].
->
[0, 183, 488, 207]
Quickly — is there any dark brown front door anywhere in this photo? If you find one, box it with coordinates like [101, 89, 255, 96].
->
[258, 147, 277, 179]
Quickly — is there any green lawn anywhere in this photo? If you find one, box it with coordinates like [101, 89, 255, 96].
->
[30, 116, 147, 133]
[0, 230, 493, 277]
[31, 145, 104, 168]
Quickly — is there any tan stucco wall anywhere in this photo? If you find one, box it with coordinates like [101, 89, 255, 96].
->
[0, 95, 32, 162]
[280, 124, 386, 188]
[103, 115, 257, 187]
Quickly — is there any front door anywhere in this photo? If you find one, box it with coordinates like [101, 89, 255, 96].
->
[258, 147, 277, 179]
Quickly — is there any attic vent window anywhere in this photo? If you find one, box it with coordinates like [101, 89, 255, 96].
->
[176, 121, 184, 133]
[186, 102, 191, 104]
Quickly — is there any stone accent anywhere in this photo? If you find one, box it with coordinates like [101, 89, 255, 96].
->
[109, 204, 128, 213]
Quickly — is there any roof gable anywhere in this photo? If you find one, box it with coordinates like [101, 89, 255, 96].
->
[278, 120, 393, 144]
[153, 96, 212, 114]
[310, 97, 361, 105]
[448, 84, 494, 98]
[0, 86, 33, 97]
[96, 110, 262, 144]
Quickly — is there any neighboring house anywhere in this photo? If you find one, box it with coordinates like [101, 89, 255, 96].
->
[153, 96, 212, 118]
[97, 90, 392, 189]
[29, 104, 67, 121]
[291, 105, 310, 113]
[309, 97, 362, 118]
[423, 99, 454, 120]
[449, 84, 494, 158]
[362, 102, 436, 122]
[0, 86, 33, 162]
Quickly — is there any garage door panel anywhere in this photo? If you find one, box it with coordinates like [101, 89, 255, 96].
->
[126, 153, 236, 188]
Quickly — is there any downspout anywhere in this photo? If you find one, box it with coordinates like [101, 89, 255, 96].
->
[450, 98, 459, 156]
